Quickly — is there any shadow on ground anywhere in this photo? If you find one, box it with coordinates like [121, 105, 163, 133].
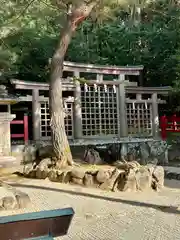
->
[11, 182, 180, 215]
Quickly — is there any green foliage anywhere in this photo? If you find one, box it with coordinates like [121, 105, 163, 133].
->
[1, 0, 180, 90]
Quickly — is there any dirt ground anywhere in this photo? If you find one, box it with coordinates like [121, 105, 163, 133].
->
[0, 174, 180, 240]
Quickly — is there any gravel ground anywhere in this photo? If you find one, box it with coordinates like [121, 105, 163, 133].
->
[0, 176, 180, 240]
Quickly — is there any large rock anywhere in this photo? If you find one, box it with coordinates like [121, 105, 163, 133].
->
[152, 166, 164, 190]
[168, 147, 180, 162]
[2, 196, 17, 210]
[84, 148, 104, 165]
[23, 164, 33, 176]
[71, 168, 86, 179]
[36, 168, 49, 179]
[149, 141, 169, 165]
[71, 177, 83, 185]
[100, 168, 122, 191]
[23, 145, 37, 163]
[57, 170, 71, 183]
[96, 144, 121, 164]
[114, 161, 140, 173]
[37, 158, 52, 171]
[15, 192, 31, 209]
[96, 169, 111, 183]
[117, 169, 137, 192]
[86, 170, 98, 176]
[37, 145, 55, 160]
[27, 170, 36, 178]
[84, 174, 95, 187]
[136, 167, 152, 191]
[48, 170, 58, 182]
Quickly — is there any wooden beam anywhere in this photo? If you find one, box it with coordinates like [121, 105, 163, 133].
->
[125, 86, 172, 95]
[10, 79, 74, 91]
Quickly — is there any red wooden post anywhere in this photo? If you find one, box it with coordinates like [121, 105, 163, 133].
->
[23, 114, 29, 144]
[160, 115, 167, 140]
[172, 114, 177, 131]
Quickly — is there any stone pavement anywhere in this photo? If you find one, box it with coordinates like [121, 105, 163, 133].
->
[0, 176, 180, 240]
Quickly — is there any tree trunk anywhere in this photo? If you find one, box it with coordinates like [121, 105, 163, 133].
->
[49, 1, 97, 168]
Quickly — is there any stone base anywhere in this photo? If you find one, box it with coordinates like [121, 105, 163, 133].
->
[0, 156, 19, 175]
[0, 156, 17, 168]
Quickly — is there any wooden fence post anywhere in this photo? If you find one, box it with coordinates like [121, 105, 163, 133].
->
[23, 113, 29, 144]
[160, 115, 167, 140]
[172, 114, 177, 131]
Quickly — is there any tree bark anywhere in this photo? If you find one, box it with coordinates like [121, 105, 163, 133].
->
[49, 1, 97, 168]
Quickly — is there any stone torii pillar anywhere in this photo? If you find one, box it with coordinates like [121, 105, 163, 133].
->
[117, 75, 128, 138]
[73, 71, 83, 139]
[32, 89, 41, 142]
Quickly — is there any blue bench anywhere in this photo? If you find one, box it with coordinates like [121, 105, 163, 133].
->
[0, 207, 74, 239]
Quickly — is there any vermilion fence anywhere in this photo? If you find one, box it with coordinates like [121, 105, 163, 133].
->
[160, 114, 180, 140]
[10, 114, 29, 144]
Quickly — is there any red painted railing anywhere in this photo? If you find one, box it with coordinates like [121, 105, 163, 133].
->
[160, 114, 180, 140]
[11, 114, 29, 143]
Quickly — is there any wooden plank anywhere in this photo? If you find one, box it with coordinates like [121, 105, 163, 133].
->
[11, 120, 24, 124]
[0, 208, 74, 240]
[11, 133, 24, 138]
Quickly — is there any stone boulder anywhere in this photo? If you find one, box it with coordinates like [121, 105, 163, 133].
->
[27, 170, 36, 178]
[100, 168, 122, 191]
[37, 145, 55, 160]
[84, 174, 95, 187]
[71, 168, 86, 179]
[15, 191, 31, 209]
[36, 158, 52, 171]
[23, 145, 37, 163]
[1, 196, 17, 210]
[36, 168, 49, 179]
[84, 148, 104, 165]
[117, 169, 137, 192]
[48, 170, 58, 182]
[96, 169, 111, 183]
[152, 166, 164, 191]
[58, 171, 71, 183]
[71, 177, 83, 185]
[136, 167, 152, 191]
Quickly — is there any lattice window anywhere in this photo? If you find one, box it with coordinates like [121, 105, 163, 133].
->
[126, 102, 152, 136]
[40, 101, 73, 138]
[81, 84, 118, 137]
